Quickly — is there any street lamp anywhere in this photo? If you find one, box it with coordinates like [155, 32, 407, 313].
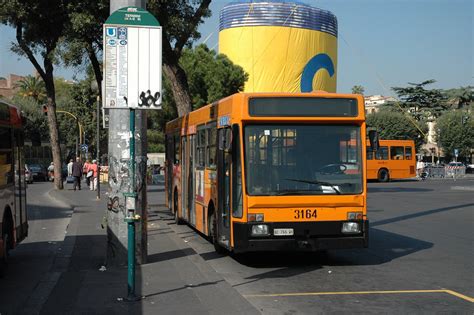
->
[91, 80, 101, 200]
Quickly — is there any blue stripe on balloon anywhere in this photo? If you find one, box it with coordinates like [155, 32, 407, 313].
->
[300, 53, 335, 92]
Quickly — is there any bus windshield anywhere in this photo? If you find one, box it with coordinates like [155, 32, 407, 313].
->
[244, 124, 363, 196]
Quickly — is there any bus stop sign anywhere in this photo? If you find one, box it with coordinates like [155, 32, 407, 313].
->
[103, 7, 162, 110]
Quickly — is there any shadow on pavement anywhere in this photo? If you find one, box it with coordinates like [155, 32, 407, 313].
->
[372, 202, 474, 227]
[368, 186, 433, 193]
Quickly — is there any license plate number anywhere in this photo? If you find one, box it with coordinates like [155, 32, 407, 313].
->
[274, 228, 294, 236]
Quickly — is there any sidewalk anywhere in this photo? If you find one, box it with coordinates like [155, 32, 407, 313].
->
[43, 183, 259, 314]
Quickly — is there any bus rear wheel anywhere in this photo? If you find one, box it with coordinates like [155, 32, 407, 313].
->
[378, 169, 390, 182]
[173, 189, 183, 225]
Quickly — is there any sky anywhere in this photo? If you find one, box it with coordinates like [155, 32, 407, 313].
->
[0, 0, 472, 96]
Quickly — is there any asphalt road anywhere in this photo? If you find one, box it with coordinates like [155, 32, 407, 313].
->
[0, 181, 73, 314]
[158, 178, 474, 314]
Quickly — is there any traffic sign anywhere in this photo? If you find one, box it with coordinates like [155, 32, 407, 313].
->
[454, 149, 459, 157]
[81, 144, 88, 152]
[103, 6, 162, 110]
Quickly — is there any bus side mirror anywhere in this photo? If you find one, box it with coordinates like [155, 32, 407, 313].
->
[219, 128, 232, 152]
[368, 130, 379, 151]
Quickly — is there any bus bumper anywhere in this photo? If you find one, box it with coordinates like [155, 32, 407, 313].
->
[232, 220, 369, 253]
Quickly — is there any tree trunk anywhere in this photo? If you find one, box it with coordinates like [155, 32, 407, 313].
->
[163, 63, 192, 116]
[44, 76, 63, 190]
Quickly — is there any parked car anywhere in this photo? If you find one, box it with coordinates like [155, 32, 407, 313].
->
[25, 164, 33, 184]
[28, 164, 48, 181]
[466, 163, 474, 174]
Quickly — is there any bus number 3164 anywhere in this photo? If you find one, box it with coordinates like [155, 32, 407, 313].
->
[294, 209, 317, 219]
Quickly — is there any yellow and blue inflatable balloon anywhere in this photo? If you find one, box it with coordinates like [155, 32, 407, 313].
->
[219, 0, 338, 93]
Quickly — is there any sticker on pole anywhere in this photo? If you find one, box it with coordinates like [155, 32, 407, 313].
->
[103, 6, 162, 110]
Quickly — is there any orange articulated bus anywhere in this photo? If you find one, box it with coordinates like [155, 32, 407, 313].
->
[165, 92, 370, 253]
[366, 139, 416, 182]
[1, 101, 28, 274]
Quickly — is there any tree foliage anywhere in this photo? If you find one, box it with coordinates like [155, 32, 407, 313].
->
[436, 110, 474, 161]
[443, 86, 474, 109]
[180, 44, 247, 109]
[15, 75, 46, 102]
[366, 109, 427, 149]
[147, 0, 212, 117]
[351, 85, 365, 95]
[0, 0, 71, 189]
[391, 80, 448, 121]
[146, 44, 247, 153]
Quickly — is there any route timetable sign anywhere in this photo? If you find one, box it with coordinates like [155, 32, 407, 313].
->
[103, 6, 162, 109]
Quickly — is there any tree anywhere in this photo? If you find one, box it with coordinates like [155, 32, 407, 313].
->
[60, 0, 109, 97]
[351, 85, 365, 95]
[147, 0, 212, 117]
[366, 109, 427, 149]
[10, 95, 49, 146]
[180, 44, 247, 109]
[391, 80, 448, 121]
[1, 0, 70, 189]
[15, 75, 46, 102]
[147, 44, 247, 153]
[443, 86, 474, 109]
[436, 110, 474, 161]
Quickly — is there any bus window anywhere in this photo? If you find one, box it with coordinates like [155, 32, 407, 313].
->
[197, 126, 206, 167]
[405, 146, 412, 160]
[366, 147, 374, 160]
[390, 146, 404, 160]
[207, 123, 217, 168]
[375, 146, 388, 160]
[174, 133, 180, 164]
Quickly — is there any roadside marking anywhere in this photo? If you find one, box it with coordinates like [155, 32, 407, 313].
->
[244, 289, 474, 303]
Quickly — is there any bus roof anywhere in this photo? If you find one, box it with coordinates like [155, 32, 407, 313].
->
[166, 92, 365, 135]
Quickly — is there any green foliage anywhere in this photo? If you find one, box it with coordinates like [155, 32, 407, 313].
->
[366, 109, 427, 149]
[15, 75, 46, 102]
[443, 86, 474, 109]
[436, 110, 474, 161]
[10, 95, 49, 145]
[351, 85, 365, 95]
[180, 44, 248, 109]
[147, 130, 165, 153]
[391, 80, 448, 120]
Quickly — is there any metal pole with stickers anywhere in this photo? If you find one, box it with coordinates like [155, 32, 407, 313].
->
[103, 5, 162, 301]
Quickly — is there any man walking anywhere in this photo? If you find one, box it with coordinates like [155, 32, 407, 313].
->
[72, 157, 83, 191]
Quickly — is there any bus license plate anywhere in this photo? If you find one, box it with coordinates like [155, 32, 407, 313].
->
[274, 228, 294, 236]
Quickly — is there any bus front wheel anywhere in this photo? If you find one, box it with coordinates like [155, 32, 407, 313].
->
[0, 216, 13, 277]
[378, 169, 390, 182]
[208, 210, 226, 254]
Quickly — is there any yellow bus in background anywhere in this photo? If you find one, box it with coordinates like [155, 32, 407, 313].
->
[367, 139, 416, 182]
[165, 93, 369, 253]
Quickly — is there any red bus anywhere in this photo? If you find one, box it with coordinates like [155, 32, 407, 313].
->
[0, 100, 28, 274]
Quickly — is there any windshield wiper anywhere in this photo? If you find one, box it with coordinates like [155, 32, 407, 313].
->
[273, 189, 320, 196]
[284, 178, 341, 195]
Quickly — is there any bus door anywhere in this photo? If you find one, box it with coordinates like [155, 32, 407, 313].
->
[188, 135, 195, 225]
[217, 128, 231, 247]
[165, 135, 172, 209]
[181, 136, 188, 221]
[13, 130, 27, 239]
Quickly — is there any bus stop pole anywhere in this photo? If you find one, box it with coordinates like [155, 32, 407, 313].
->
[124, 108, 140, 301]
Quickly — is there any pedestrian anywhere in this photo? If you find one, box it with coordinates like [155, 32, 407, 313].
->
[83, 159, 92, 187]
[67, 159, 73, 176]
[416, 158, 425, 178]
[47, 162, 54, 181]
[89, 160, 98, 191]
[72, 157, 83, 191]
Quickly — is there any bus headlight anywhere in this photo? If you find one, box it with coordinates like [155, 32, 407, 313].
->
[251, 224, 269, 236]
[342, 222, 360, 234]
